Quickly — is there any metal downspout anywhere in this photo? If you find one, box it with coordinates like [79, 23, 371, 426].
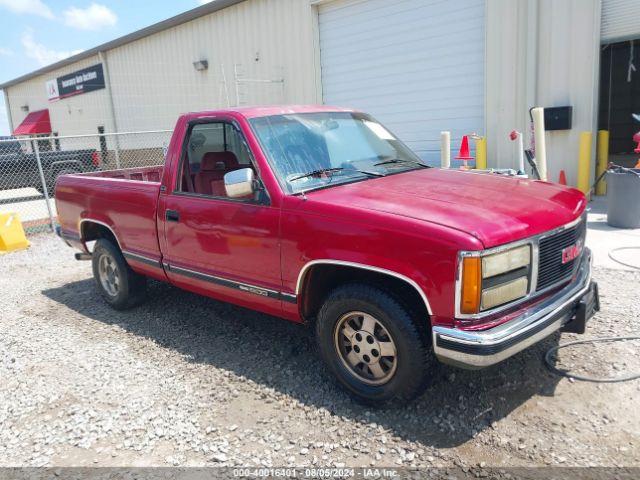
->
[3, 89, 14, 134]
[98, 50, 121, 168]
[525, 0, 539, 146]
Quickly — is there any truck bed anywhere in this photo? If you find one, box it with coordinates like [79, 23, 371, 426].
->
[77, 165, 164, 182]
[55, 165, 164, 265]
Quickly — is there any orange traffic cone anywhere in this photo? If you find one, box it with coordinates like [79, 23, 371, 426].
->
[558, 170, 567, 185]
[455, 135, 474, 169]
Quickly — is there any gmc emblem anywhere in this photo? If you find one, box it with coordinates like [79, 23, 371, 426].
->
[561, 241, 582, 264]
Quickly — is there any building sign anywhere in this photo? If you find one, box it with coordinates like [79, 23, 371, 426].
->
[46, 79, 59, 101]
[46, 63, 105, 102]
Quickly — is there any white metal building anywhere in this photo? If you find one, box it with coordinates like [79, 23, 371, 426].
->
[1, 0, 320, 141]
[2, 0, 640, 185]
[317, 0, 485, 163]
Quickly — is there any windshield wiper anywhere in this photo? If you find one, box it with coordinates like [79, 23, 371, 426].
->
[373, 158, 429, 168]
[356, 169, 385, 177]
[289, 167, 383, 182]
[289, 167, 345, 182]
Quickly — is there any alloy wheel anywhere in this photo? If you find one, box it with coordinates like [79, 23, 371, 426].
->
[333, 311, 398, 385]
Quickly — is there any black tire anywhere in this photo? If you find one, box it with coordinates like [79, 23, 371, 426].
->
[315, 283, 435, 405]
[92, 239, 147, 310]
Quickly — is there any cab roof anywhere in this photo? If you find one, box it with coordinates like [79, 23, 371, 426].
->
[186, 105, 357, 120]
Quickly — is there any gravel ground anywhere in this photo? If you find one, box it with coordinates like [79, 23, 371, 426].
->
[1, 233, 639, 470]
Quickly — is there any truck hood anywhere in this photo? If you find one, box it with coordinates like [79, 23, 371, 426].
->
[305, 168, 586, 248]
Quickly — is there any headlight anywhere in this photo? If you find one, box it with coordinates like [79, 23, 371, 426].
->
[480, 277, 528, 311]
[459, 244, 532, 314]
[482, 245, 530, 278]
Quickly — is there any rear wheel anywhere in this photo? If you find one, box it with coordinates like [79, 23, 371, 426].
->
[315, 283, 435, 404]
[92, 239, 147, 310]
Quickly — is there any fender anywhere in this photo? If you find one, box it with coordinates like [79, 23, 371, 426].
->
[78, 217, 164, 273]
[295, 259, 433, 316]
[78, 218, 122, 251]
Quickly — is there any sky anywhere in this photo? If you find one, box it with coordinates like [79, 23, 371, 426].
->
[0, 0, 214, 135]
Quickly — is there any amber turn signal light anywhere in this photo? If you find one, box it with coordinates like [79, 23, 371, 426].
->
[460, 257, 481, 314]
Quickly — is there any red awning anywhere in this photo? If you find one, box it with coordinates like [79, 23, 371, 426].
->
[13, 109, 51, 136]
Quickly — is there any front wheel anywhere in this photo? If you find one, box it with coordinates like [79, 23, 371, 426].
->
[315, 283, 435, 404]
[92, 239, 147, 310]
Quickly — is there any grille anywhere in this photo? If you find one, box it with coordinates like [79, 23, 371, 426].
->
[536, 219, 586, 291]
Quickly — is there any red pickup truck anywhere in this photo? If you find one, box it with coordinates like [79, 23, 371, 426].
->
[56, 105, 599, 403]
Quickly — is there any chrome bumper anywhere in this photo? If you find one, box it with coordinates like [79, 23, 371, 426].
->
[433, 249, 594, 369]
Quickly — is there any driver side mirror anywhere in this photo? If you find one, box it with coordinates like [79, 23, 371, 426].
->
[224, 168, 255, 198]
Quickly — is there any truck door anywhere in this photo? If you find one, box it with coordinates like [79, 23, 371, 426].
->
[160, 119, 284, 315]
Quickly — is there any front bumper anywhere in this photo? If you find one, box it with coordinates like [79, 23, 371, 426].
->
[433, 249, 598, 369]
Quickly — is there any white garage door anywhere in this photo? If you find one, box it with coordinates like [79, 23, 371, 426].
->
[319, 0, 485, 165]
[601, 0, 640, 43]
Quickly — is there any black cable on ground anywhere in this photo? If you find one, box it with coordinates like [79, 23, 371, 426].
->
[545, 336, 640, 383]
[608, 246, 640, 270]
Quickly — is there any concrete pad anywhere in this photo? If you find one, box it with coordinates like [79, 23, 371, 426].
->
[586, 195, 640, 271]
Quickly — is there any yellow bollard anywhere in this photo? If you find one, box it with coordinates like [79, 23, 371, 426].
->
[577, 132, 593, 195]
[596, 130, 609, 196]
[475, 137, 487, 170]
[0, 212, 30, 253]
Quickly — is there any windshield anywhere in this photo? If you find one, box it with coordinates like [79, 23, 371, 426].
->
[249, 112, 426, 194]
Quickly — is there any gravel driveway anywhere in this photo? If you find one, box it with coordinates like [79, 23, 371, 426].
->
[1, 234, 639, 470]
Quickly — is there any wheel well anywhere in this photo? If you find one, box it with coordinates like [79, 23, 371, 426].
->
[80, 222, 119, 251]
[299, 264, 429, 324]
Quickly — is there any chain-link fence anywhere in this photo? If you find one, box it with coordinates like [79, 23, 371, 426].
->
[0, 130, 171, 234]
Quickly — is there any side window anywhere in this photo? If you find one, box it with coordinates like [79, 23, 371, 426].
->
[178, 122, 256, 200]
[224, 124, 252, 166]
[186, 123, 225, 176]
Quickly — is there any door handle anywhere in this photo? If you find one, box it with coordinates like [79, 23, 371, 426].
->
[165, 209, 180, 222]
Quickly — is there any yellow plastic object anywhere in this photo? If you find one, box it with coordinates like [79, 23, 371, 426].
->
[475, 136, 487, 170]
[577, 131, 593, 195]
[596, 130, 609, 196]
[0, 213, 30, 253]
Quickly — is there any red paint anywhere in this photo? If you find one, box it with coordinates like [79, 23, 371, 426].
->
[55, 106, 587, 329]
